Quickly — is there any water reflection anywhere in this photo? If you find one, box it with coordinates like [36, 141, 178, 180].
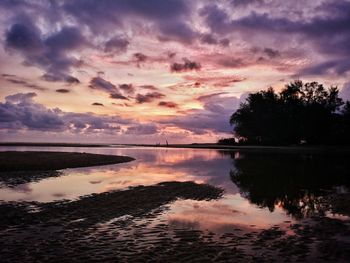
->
[0, 147, 236, 202]
[0, 146, 349, 231]
[225, 151, 350, 219]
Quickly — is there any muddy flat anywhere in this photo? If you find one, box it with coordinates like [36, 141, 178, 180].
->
[0, 151, 134, 171]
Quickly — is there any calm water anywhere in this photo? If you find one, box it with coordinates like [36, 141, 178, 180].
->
[1, 146, 349, 233]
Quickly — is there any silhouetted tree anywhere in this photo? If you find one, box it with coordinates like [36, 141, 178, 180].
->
[225, 151, 350, 218]
[217, 137, 236, 145]
[230, 81, 347, 145]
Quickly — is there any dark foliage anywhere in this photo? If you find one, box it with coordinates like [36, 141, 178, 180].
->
[226, 151, 350, 218]
[230, 81, 349, 145]
[217, 137, 237, 145]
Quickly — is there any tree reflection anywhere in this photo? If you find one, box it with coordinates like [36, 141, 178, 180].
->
[222, 151, 350, 219]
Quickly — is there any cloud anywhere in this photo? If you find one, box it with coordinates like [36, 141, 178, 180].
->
[89, 76, 128, 99]
[160, 93, 243, 135]
[158, 21, 197, 44]
[158, 101, 178, 108]
[56, 89, 70, 93]
[89, 77, 117, 93]
[5, 20, 85, 83]
[183, 74, 245, 88]
[171, 58, 201, 72]
[136, 92, 165, 103]
[63, 0, 193, 43]
[200, 2, 350, 75]
[230, 0, 265, 7]
[42, 74, 80, 84]
[125, 123, 158, 135]
[5, 23, 43, 53]
[92, 102, 104, 106]
[340, 82, 350, 102]
[2, 74, 46, 91]
[104, 36, 129, 53]
[200, 34, 230, 46]
[110, 93, 129, 100]
[0, 92, 135, 133]
[133, 52, 147, 62]
[119, 84, 135, 94]
[0, 93, 65, 131]
[263, 48, 280, 58]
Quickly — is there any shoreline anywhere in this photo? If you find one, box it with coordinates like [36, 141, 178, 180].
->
[1, 142, 350, 153]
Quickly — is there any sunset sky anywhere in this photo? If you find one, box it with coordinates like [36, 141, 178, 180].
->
[1, 0, 350, 143]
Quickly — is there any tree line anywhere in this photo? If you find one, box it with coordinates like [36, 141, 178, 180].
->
[220, 81, 350, 145]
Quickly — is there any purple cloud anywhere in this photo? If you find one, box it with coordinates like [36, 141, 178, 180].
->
[0, 92, 138, 133]
[125, 124, 158, 135]
[92, 102, 104, 106]
[104, 36, 129, 53]
[136, 92, 165, 103]
[158, 101, 178, 108]
[56, 89, 70, 93]
[5, 21, 84, 83]
[171, 58, 201, 72]
[160, 93, 243, 135]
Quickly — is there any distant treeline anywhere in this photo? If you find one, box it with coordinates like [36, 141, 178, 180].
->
[219, 81, 350, 145]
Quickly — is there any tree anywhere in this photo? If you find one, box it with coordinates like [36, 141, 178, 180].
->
[230, 81, 345, 145]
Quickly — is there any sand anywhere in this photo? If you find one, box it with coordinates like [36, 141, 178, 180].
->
[0, 183, 349, 262]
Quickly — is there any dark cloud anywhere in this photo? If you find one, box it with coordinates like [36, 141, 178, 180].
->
[65, 76, 80, 84]
[110, 93, 129, 100]
[104, 36, 129, 53]
[158, 21, 197, 44]
[5, 23, 43, 53]
[136, 92, 165, 103]
[56, 89, 70, 93]
[125, 124, 158, 135]
[44, 27, 86, 52]
[0, 93, 65, 131]
[133, 53, 147, 67]
[263, 48, 280, 58]
[200, 34, 230, 46]
[200, 33, 217, 45]
[5, 20, 85, 83]
[133, 52, 147, 62]
[119, 84, 135, 94]
[42, 74, 80, 84]
[0, 92, 137, 133]
[2, 75, 46, 91]
[171, 58, 201, 72]
[230, 0, 265, 7]
[298, 59, 350, 76]
[89, 77, 117, 93]
[63, 0, 191, 39]
[158, 101, 178, 108]
[92, 102, 104, 106]
[201, 2, 350, 75]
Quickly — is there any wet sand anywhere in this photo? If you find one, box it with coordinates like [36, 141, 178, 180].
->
[0, 151, 134, 186]
[0, 151, 134, 171]
[0, 150, 350, 262]
[0, 184, 349, 262]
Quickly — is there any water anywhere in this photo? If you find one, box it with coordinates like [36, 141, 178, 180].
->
[1, 146, 349, 233]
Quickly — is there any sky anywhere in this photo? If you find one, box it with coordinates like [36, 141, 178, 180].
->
[1, 0, 350, 144]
